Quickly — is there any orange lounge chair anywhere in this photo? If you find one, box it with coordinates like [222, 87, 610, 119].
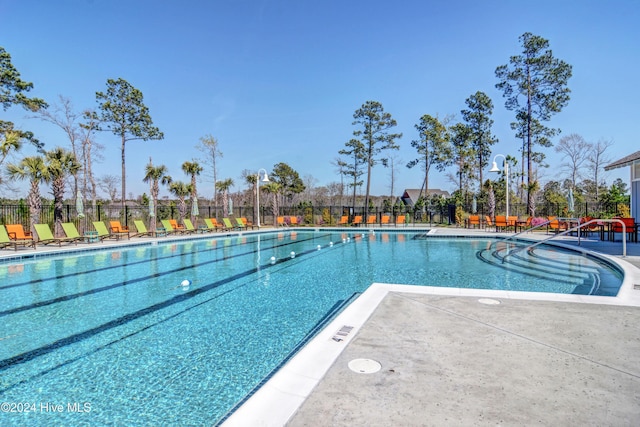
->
[366, 215, 377, 226]
[352, 215, 363, 227]
[380, 215, 390, 226]
[289, 216, 299, 226]
[169, 219, 185, 232]
[109, 220, 131, 238]
[207, 218, 224, 231]
[5, 224, 33, 240]
[277, 216, 287, 227]
[338, 216, 349, 225]
[395, 215, 407, 227]
[240, 217, 256, 229]
[1, 225, 36, 250]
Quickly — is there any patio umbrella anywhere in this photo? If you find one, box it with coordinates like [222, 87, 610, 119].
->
[228, 197, 233, 216]
[191, 195, 199, 217]
[76, 191, 84, 218]
[567, 187, 575, 213]
[471, 196, 477, 214]
[149, 198, 155, 217]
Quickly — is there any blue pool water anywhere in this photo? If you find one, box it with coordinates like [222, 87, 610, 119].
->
[0, 231, 623, 426]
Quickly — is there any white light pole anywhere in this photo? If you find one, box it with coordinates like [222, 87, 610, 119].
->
[256, 169, 269, 228]
[490, 154, 509, 220]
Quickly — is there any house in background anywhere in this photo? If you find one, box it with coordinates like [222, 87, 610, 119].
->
[605, 150, 640, 217]
[400, 188, 451, 207]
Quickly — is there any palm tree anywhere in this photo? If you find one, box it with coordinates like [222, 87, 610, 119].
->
[261, 181, 281, 225]
[46, 147, 81, 236]
[215, 178, 234, 217]
[6, 155, 49, 236]
[168, 181, 191, 224]
[143, 159, 171, 232]
[182, 160, 203, 224]
[244, 173, 258, 225]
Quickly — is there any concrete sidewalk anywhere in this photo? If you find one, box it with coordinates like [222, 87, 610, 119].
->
[287, 292, 640, 426]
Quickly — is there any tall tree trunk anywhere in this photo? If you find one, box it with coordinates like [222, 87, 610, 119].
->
[53, 178, 65, 237]
[28, 181, 41, 239]
[121, 135, 126, 216]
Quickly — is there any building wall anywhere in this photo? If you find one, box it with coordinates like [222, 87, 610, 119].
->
[631, 159, 639, 218]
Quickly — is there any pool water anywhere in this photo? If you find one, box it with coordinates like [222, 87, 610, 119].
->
[0, 231, 623, 426]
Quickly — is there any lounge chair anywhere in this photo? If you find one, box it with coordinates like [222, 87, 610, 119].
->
[132, 220, 156, 237]
[366, 215, 377, 226]
[223, 218, 242, 230]
[240, 217, 256, 229]
[182, 219, 200, 234]
[234, 218, 247, 230]
[93, 221, 129, 241]
[289, 216, 299, 226]
[5, 224, 33, 240]
[109, 220, 131, 239]
[160, 219, 183, 235]
[277, 216, 287, 227]
[204, 218, 223, 232]
[338, 216, 349, 226]
[395, 215, 406, 227]
[34, 223, 79, 246]
[352, 215, 363, 227]
[169, 219, 186, 232]
[380, 215, 390, 226]
[62, 222, 92, 242]
[0, 225, 36, 251]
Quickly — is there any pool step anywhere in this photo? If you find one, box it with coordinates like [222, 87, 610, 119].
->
[476, 243, 599, 293]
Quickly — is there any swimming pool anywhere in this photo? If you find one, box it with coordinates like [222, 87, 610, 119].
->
[0, 230, 623, 425]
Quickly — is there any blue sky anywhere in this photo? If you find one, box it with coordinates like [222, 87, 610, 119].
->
[1, 0, 637, 200]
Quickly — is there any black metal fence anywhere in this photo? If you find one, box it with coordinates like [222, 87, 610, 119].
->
[0, 200, 629, 232]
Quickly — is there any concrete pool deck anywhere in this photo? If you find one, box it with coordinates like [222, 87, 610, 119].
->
[223, 227, 640, 426]
[2, 226, 639, 425]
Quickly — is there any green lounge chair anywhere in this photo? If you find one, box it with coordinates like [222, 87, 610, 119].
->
[234, 218, 247, 230]
[62, 222, 94, 243]
[161, 219, 183, 235]
[203, 218, 221, 232]
[93, 221, 128, 241]
[222, 218, 242, 231]
[182, 219, 199, 234]
[34, 223, 80, 246]
[1, 225, 36, 251]
[132, 220, 157, 237]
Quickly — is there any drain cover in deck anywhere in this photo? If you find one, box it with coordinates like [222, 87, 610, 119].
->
[348, 358, 382, 374]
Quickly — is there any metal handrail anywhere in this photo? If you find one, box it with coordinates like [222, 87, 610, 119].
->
[489, 219, 553, 249]
[501, 218, 627, 262]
